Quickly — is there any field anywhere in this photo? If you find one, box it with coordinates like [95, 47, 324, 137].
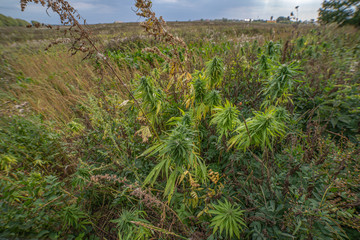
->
[1, 4, 360, 240]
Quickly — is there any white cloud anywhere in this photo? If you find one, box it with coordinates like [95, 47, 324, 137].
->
[72, 2, 98, 10]
[72, 1, 116, 14]
[153, 0, 179, 3]
[0, 0, 324, 23]
[224, 0, 323, 20]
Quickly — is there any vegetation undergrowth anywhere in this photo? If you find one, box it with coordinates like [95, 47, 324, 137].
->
[0, 0, 359, 239]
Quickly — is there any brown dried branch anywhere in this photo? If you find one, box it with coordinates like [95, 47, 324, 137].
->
[134, 0, 191, 94]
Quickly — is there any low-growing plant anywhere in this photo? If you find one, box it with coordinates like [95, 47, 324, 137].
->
[111, 209, 152, 240]
[209, 199, 246, 239]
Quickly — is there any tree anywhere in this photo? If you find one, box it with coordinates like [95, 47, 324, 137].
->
[276, 16, 291, 23]
[31, 20, 40, 26]
[318, 0, 360, 27]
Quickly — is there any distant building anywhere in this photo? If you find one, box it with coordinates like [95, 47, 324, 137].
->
[267, 20, 276, 23]
[244, 18, 252, 22]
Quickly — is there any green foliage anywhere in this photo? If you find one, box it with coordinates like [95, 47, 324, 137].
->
[296, 84, 360, 141]
[209, 199, 246, 239]
[1, 9, 360, 240]
[135, 76, 165, 123]
[318, 0, 360, 26]
[210, 100, 240, 140]
[276, 16, 291, 23]
[257, 54, 271, 76]
[111, 209, 152, 240]
[205, 89, 222, 108]
[0, 173, 89, 238]
[62, 204, 89, 230]
[145, 124, 198, 167]
[319, 85, 360, 135]
[0, 116, 64, 172]
[189, 71, 223, 121]
[262, 61, 302, 106]
[0, 14, 29, 27]
[0, 154, 17, 173]
[143, 123, 207, 200]
[229, 107, 287, 151]
[193, 73, 207, 103]
[297, 37, 306, 49]
[79, 94, 141, 167]
[206, 56, 224, 88]
[265, 41, 281, 59]
[31, 20, 41, 26]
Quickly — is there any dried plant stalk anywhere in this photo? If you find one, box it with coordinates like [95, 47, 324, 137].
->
[135, 0, 192, 94]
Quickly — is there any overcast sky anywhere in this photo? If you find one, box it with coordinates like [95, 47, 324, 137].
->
[0, 0, 323, 24]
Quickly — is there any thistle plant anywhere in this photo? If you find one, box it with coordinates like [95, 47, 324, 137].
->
[228, 107, 287, 151]
[209, 199, 246, 239]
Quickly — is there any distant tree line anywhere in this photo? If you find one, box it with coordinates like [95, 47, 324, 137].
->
[0, 14, 30, 27]
[276, 16, 291, 23]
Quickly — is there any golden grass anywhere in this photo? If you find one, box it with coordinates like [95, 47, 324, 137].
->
[5, 47, 99, 123]
[1, 41, 136, 124]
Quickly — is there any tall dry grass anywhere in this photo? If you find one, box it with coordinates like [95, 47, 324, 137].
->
[5, 47, 134, 123]
[3, 47, 99, 123]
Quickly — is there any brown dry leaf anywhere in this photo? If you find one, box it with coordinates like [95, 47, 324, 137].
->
[135, 125, 152, 142]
